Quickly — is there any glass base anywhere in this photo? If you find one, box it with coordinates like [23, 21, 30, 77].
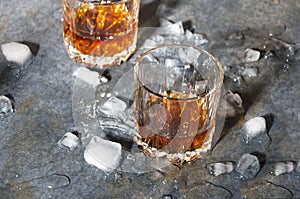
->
[63, 30, 138, 68]
[134, 129, 214, 165]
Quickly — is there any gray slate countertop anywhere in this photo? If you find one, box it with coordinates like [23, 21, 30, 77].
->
[0, 0, 299, 198]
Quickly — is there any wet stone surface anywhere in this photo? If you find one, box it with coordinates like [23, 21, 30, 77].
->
[0, 0, 300, 198]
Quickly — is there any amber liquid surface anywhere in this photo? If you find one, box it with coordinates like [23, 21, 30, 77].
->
[134, 83, 214, 156]
[63, 0, 139, 66]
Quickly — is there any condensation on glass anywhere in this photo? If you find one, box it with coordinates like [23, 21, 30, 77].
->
[63, 0, 140, 67]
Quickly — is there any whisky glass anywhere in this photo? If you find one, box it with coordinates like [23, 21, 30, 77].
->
[134, 44, 224, 165]
[63, 0, 140, 68]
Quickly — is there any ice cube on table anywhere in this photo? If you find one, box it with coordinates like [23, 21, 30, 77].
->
[1, 42, 33, 65]
[235, 153, 260, 180]
[58, 132, 80, 150]
[193, 32, 209, 46]
[185, 29, 194, 41]
[242, 67, 258, 84]
[0, 95, 14, 118]
[271, 161, 295, 176]
[242, 117, 267, 143]
[244, 48, 260, 62]
[207, 162, 234, 176]
[166, 21, 185, 34]
[84, 136, 122, 172]
[99, 97, 127, 116]
[185, 29, 209, 46]
[73, 67, 100, 88]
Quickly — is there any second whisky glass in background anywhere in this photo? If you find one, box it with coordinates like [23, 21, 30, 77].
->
[134, 44, 224, 165]
[63, 0, 140, 68]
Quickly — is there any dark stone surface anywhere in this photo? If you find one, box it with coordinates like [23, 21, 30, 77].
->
[0, 0, 299, 198]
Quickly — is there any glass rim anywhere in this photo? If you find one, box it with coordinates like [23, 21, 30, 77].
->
[134, 44, 224, 101]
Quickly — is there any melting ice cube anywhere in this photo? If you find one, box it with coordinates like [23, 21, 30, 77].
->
[58, 132, 80, 150]
[271, 161, 295, 176]
[84, 136, 122, 172]
[185, 29, 209, 46]
[207, 162, 234, 176]
[242, 117, 267, 143]
[165, 58, 182, 68]
[244, 48, 260, 62]
[166, 21, 185, 34]
[143, 35, 165, 49]
[0, 95, 14, 118]
[235, 153, 260, 180]
[178, 47, 201, 64]
[99, 97, 127, 116]
[1, 42, 33, 65]
[242, 67, 258, 84]
[73, 67, 100, 88]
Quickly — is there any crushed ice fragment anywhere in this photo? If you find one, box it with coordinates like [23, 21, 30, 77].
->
[217, 90, 244, 118]
[185, 29, 194, 40]
[244, 49, 260, 62]
[191, 32, 209, 46]
[242, 117, 267, 143]
[166, 21, 185, 34]
[185, 30, 209, 46]
[271, 161, 295, 176]
[207, 162, 234, 176]
[0, 95, 14, 118]
[235, 153, 260, 180]
[58, 132, 80, 149]
[84, 136, 122, 172]
[242, 67, 258, 84]
[1, 42, 33, 65]
[165, 58, 181, 68]
[143, 35, 165, 49]
[182, 64, 194, 86]
[73, 67, 100, 87]
[99, 97, 127, 116]
[178, 46, 201, 64]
